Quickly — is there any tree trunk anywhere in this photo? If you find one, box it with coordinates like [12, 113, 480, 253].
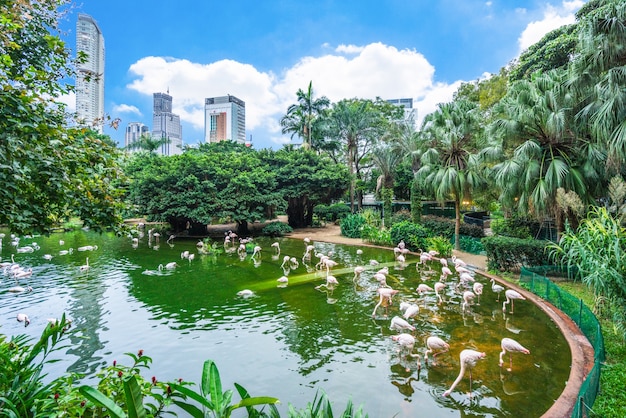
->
[287, 196, 308, 228]
[410, 180, 423, 223]
[348, 145, 355, 213]
[236, 220, 250, 237]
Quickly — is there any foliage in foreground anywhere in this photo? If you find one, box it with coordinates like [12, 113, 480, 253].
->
[0, 323, 368, 417]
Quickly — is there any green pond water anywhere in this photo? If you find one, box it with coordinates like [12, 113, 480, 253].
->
[0, 229, 571, 417]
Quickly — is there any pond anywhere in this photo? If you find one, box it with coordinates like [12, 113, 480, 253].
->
[0, 229, 571, 417]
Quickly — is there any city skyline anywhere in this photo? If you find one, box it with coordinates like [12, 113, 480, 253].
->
[75, 13, 105, 133]
[60, 1, 587, 150]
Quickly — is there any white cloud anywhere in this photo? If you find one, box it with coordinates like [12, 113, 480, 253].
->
[112, 103, 142, 116]
[56, 91, 76, 113]
[124, 42, 460, 148]
[518, 1, 582, 52]
[335, 44, 365, 54]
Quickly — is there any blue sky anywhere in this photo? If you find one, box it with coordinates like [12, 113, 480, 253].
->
[58, 0, 586, 150]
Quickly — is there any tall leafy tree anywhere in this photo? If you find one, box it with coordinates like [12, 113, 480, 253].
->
[125, 134, 171, 153]
[0, 0, 125, 234]
[371, 145, 403, 227]
[280, 81, 330, 150]
[490, 71, 606, 235]
[417, 99, 486, 250]
[262, 149, 349, 228]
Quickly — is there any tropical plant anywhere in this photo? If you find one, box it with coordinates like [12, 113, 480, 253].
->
[426, 236, 453, 259]
[417, 99, 487, 250]
[549, 206, 626, 339]
[262, 221, 293, 237]
[280, 81, 331, 150]
[169, 359, 279, 418]
[340, 214, 366, 238]
[389, 221, 429, 252]
[371, 145, 403, 227]
[126, 134, 172, 154]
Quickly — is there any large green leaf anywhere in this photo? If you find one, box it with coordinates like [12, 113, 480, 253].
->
[79, 385, 128, 418]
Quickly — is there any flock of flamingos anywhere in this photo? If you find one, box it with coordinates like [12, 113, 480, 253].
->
[2, 227, 533, 400]
[225, 232, 532, 399]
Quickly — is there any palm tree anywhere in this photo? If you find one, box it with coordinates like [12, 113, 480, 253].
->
[126, 134, 171, 154]
[490, 70, 606, 236]
[371, 145, 403, 227]
[417, 99, 486, 250]
[280, 81, 330, 150]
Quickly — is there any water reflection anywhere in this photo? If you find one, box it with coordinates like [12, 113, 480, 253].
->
[0, 230, 571, 417]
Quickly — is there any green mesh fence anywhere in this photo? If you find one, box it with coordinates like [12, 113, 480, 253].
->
[520, 267, 604, 418]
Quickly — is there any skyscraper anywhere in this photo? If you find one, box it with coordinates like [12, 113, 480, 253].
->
[387, 98, 417, 123]
[125, 122, 150, 152]
[204, 95, 246, 144]
[75, 13, 105, 133]
[152, 92, 183, 155]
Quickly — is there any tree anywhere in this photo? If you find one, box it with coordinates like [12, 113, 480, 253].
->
[125, 134, 171, 154]
[263, 149, 349, 228]
[0, 0, 125, 234]
[371, 145, 403, 227]
[417, 100, 486, 250]
[126, 143, 284, 236]
[280, 81, 330, 150]
[490, 71, 606, 236]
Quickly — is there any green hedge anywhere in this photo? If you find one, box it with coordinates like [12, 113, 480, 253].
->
[390, 221, 429, 252]
[482, 235, 551, 271]
[314, 203, 351, 222]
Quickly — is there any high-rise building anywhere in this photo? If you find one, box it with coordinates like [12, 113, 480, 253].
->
[387, 98, 417, 123]
[152, 92, 183, 155]
[75, 13, 105, 133]
[125, 122, 150, 152]
[204, 95, 246, 144]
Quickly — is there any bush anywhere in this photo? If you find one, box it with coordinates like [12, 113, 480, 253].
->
[314, 203, 351, 223]
[490, 216, 537, 239]
[391, 209, 412, 225]
[340, 214, 366, 238]
[458, 235, 485, 254]
[421, 215, 485, 238]
[427, 236, 453, 258]
[361, 224, 393, 246]
[262, 221, 293, 237]
[390, 221, 429, 252]
[482, 235, 551, 271]
[361, 208, 382, 228]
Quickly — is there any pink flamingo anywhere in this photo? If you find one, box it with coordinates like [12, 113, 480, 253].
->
[473, 282, 483, 304]
[499, 338, 530, 371]
[372, 288, 399, 317]
[392, 333, 421, 371]
[271, 242, 280, 255]
[502, 289, 526, 313]
[424, 336, 450, 364]
[440, 266, 453, 281]
[390, 316, 415, 333]
[16, 313, 30, 327]
[443, 349, 486, 397]
[280, 255, 291, 269]
[440, 257, 449, 268]
[399, 301, 419, 320]
[462, 291, 475, 313]
[353, 266, 365, 283]
[434, 282, 447, 303]
[417, 283, 433, 296]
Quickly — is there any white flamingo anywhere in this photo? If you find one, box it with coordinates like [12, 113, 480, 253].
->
[502, 289, 526, 313]
[491, 278, 505, 301]
[16, 313, 30, 327]
[443, 349, 486, 397]
[435, 282, 447, 303]
[390, 316, 415, 333]
[499, 337, 530, 371]
[399, 301, 419, 320]
[424, 336, 450, 364]
[372, 287, 399, 317]
[391, 333, 421, 371]
[79, 258, 90, 272]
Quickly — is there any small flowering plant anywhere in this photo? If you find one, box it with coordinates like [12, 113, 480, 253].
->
[77, 350, 183, 417]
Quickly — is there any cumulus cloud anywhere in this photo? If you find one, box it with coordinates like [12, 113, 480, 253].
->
[124, 42, 461, 148]
[518, 1, 583, 52]
[112, 103, 142, 116]
[56, 91, 76, 113]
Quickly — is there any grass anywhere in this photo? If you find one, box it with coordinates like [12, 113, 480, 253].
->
[538, 279, 626, 418]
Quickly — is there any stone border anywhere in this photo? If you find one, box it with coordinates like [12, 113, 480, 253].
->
[477, 270, 595, 418]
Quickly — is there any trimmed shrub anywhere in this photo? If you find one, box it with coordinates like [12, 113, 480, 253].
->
[482, 235, 551, 271]
[390, 221, 429, 252]
[340, 214, 366, 238]
[315, 203, 351, 223]
[391, 209, 412, 225]
[262, 221, 293, 237]
[458, 235, 485, 254]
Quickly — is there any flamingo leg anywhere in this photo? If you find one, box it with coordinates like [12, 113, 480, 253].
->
[468, 369, 473, 398]
[509, 354, 513, 372]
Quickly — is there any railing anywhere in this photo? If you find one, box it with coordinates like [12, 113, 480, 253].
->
[520, 267, 604, 418]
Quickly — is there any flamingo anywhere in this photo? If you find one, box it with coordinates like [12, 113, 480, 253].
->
[372, 288, 399, 317]
[277, 276, 289, 284]
[16, 313, 30, 327]
[462, 291, 475, 313]
[434, 282, 447, 303]
[499, 338, 530, 371]
[502, 289, 526, 313]
[77, 245, 98, 252]
[416, 283, 433, 296]
[271, 242, 280, 254]
[237, 289, 254, 296]
[373, 273, 389, 288]
[399, 301, 419, 320]
[396, 254, 406, 264]
[369, 259, 379, 266]
[187, 254, 195, 263]
[443, 349, 486, 397]
[8, 285, 32, 293]
[440, 257, 449, 268]
[303, 244, 315, 261]
[356, 249, 363, 255]
[424, 336, 450, 364]
[79, 258, 90, 272]
[390, 316, 415, 333]
[473, 282, 484, 304]
[440, 266, 453, 281]
[166, 234, 176, 244]
[59, 248, 73, 255]
[181, 250, 190, 260]
[491, 278, 505, 301]
[451, 255, 466, 267]
[353, 266, 365, 283]
[13, 267, 33, 281]
[289, 257, 299, 269]
[158, 262, 178, 270]
[316, 274, 339, 290]
[251, 246, 262, 259]
[280, 255, 291, 269]
[391, 333, 421, 371]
